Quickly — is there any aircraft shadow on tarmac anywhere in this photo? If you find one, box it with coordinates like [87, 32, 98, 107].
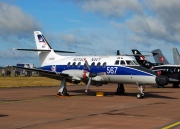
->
[0, 114, 8, 117]
[65, 89, 178, 99]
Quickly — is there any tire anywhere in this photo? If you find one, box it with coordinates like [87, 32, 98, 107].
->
[137, 94, 141, 99]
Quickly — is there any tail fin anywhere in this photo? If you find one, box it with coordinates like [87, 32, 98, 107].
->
[151, 49, 169, 64]
[34, 31, 62, 66]
[131, 49, 154, 69]
[34, 31, 52, 50]
[173, 48, 180, 65]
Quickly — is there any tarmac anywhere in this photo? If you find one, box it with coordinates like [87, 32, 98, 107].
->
[0, 84, 180, 129]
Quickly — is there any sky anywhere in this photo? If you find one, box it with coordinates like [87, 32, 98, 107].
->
[0, 0, 180, 67]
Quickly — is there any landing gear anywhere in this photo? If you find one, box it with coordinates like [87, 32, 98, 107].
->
[137, 85, 145, 99]
[136, 93, 145, 99]
[172, 82, 179, 88]
[57, 77, 69, 96]
[157, 85, 164, 88]
[115, 84, 126, 95]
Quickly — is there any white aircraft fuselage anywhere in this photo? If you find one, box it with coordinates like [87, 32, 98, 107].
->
[41, 55, 158, 85]
[14, 31, 169, 98]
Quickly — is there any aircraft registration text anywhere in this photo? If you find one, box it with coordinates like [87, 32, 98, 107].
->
[107, 67, 118, 74]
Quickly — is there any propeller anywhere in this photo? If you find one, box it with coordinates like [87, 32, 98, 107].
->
[84, 58, 96, 93]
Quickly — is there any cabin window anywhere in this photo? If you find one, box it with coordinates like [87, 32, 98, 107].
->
[91, 62, 95, 68]
[120, 60, 126, 65]
[115, 60, 119, 65]
[126, 60, 134, 65]
[174, 68, 176, 72]
[67, 62, 71, 67]
[170, 68, 173, 73]
[102, 62, 107, 68]
[72, 62, 76, 68]
[77, 62, 81, 68]
[97, 62, 101, 68]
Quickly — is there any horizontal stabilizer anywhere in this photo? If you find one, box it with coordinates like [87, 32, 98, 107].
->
[13, 48, 75, 53]
[120, 54, 150, 56]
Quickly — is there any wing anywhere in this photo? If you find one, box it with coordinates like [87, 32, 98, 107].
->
[14, 66, 104, 83]
[13, 66, 69, 80]
[168, 78, 179, 82]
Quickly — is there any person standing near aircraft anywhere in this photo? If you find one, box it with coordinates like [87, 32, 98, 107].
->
[1, 68, 5, 76]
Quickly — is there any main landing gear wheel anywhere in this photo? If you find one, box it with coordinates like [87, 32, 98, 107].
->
[172, 82, 179, 88]
[136, 93, 145, 99]
[57, 87, 69, 96]
[115, 84, 126, 95]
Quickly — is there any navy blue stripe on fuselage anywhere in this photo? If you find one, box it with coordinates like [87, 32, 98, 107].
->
[41, 65, 155, 76]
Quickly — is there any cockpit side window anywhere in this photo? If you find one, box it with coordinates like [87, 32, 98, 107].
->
[115, 60, 120, 65]
[132, 60, 139, 65]
[120, 60, 126, 65]
[126, 60, 134, 65]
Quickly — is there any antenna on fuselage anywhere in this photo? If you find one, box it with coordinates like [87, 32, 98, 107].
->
[117, 50, 120, 55]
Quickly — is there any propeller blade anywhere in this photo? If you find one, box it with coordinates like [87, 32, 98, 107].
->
[85, 78, 92, 93]
[84, 58, 91, 71]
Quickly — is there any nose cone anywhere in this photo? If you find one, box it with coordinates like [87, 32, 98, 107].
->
[155, 75, 169, 86]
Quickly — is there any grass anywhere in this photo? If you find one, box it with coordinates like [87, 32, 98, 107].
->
[0, 75, 79, 88]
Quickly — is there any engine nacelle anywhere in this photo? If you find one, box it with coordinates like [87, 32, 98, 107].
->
[62, 70, 96, 80]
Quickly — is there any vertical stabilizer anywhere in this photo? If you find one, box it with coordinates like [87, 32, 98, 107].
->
[151, 49, 169, 64]
[34, 31, 62, 66]
[132, 49, 152, 69]
[173, 48, 180, 65]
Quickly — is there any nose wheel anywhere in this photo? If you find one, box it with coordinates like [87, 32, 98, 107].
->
[137, 93, 145, 99]
[137, 85, 145, 99]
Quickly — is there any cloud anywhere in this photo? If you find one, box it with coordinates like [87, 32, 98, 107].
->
[0, 1, 41, 37]
[81, 0, 142, 18]
[0, 1, 41, 66]
[146, 0, 180, 42]
[75, 0, 180, 44]
[0, 50, 37, 59]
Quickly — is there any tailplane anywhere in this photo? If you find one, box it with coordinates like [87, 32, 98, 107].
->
[173, 48, 180, 65]
[151, 49, 169, 64]
[13, 31, 75, 66]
